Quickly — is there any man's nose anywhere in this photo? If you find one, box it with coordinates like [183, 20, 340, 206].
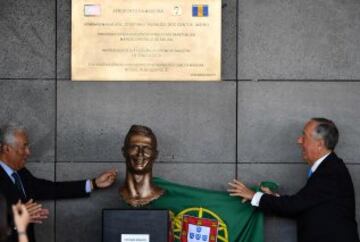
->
[136, 147, 145, 157]
[25, 147, 31, 156]
[297, 136, 303, 144]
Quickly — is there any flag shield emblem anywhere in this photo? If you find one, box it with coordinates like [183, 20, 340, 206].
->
[202, 234, 208, 241]
[178, 211, 221, 242]
[169, 207, 228, 242]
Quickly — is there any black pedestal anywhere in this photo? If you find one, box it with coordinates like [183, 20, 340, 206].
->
[102, 209, 169, 242]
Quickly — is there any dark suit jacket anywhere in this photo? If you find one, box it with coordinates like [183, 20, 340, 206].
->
[259, 152, 359, 242]
[0, 166, 89, 242]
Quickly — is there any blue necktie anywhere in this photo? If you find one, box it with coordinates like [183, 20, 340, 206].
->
[307, 168, 313, 178]
[12, 172, 26, 198]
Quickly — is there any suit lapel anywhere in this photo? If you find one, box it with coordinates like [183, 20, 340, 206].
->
[0, 166, 26, 202]
[311, 152, 336, 177]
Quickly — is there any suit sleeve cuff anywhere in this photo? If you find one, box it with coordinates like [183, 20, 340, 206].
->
[251, 192, 264, 207]
[85, 179, 92, 193]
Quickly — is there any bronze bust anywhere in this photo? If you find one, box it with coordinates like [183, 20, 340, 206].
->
[119, 125, 164, 207]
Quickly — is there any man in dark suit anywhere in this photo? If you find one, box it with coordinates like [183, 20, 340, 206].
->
[228, 118, 359, 242]
[0, 123, 118, 242]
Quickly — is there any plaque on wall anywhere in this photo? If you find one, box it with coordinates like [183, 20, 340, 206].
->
[71, 0, 221, 81]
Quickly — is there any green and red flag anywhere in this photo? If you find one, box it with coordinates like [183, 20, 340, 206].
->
[148, 177, 264, 242]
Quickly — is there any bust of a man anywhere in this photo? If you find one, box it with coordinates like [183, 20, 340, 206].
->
[119, 125, 164, 207]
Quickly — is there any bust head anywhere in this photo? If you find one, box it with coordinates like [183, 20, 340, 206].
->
[120, 125, 164, 207]
[122, 125, 158, 175]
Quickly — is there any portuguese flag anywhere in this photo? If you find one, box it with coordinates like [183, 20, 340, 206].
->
[149, 177, 264, 242]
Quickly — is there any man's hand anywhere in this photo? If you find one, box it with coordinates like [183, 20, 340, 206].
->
[12, 202, 30, 233]
[227, 179, 256, 203]
[94, 168, 118, 189]
[260, 186, 280, 197]
[24, 199, 49, 224]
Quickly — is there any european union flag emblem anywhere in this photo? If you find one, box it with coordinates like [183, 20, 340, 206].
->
[192, 5, 208, 17]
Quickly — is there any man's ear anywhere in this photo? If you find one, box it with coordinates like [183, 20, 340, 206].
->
[2, 144, 10, 153]
[1, 144, 10, 152]
[318, 139, 326, 150]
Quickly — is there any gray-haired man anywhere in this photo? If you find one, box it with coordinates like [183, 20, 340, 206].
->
[228, 118, 359, 242]
[0, 123, 118, 242]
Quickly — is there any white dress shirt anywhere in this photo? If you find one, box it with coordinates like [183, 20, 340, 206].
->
[0, 161, 16, 183]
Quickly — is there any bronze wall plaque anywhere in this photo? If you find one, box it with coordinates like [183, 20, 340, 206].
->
[71, 0, 221, 81]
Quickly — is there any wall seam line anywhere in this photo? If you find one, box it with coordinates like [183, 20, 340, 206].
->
[54, 0, 58, 241]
